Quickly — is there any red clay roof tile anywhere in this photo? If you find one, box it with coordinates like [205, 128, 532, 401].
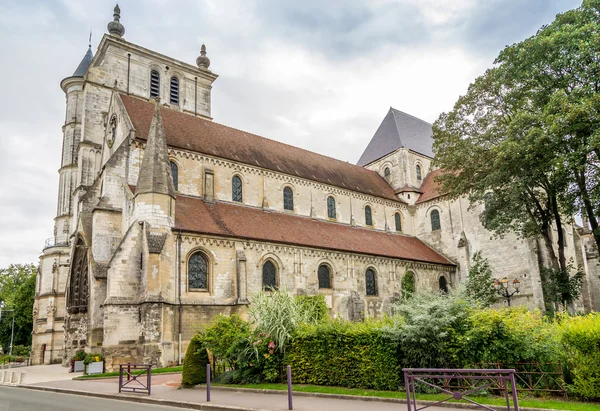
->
[416, 169, 446, 204]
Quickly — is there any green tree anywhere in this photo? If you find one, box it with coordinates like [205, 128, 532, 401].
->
[464, 251, 497, 307]
[0, 264, 36, 352]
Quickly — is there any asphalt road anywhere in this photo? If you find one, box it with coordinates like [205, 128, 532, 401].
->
[0, 386, 183, 411]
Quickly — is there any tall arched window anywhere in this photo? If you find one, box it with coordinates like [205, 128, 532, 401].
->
[365, 206, 373, 226]
[283, 187, 294, 211]
[384, 167, 391, 179]
[562, 228, 568, 247]
[395, 212, 402, 232]
[402, 271, 415, 299]
[327, 196, 336, 219]
[431, 209, 441, 231]
[262, 260, 277, 290]
[188, 252, 208, 289]
[318, 265, 331, 289]
[170, 161, 179, 191]
[170, 76, 179, 105]
[150, 70, 160, 99]
[68, 238, 89, 314]
[416, 164, 422, 181]
[365, 268, 377, 296]
[439, 276, 448, 293]
[232, 175, 243, 202]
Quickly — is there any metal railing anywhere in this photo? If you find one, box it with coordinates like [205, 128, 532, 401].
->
[118, 363, 152, 395]
[43, 237, 70, 249]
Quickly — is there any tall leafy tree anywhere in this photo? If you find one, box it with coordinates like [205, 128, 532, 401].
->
[0, 264, 37, 352]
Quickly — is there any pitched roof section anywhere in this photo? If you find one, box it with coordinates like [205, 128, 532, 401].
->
[416, 169, 445, 204]
[135, 100, 176, 198]
[120, 95, 399, 202]
[357, 108, 434, 166]
[175, 195, 454, 266]
[72, 46, 94, 77]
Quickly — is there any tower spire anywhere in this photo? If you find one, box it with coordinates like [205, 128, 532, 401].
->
[89, 29, 92, 48]
[107, 4, 125, 38]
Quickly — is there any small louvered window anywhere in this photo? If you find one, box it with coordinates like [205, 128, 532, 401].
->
[416, 164, 422, 181]
[170, 161, 178, 191]
[232, 175, 242, 202]
[318, 265, 331, 289]
[395, 212, 402, 232]
[366, 268, 377, 296]
[327, 196, 336, 219]
[170, 76, 179, 105]
[431, 209, 441, 231]
[283, 187, 294, 210]
[365, 206, 373, 226]
[384, 167, 391, 179]
[263, 260, 277, 291]
[150, 70, 160, 99]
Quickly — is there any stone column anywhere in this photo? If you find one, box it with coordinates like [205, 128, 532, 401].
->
[236, 250, 248, 303]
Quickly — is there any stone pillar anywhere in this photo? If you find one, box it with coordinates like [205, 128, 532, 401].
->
[236, 250, 248, 303]
[204, 167, 214, 202]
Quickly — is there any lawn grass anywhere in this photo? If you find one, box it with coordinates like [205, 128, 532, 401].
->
[212, 383, 599, 411]
[74, 365, 182, 379]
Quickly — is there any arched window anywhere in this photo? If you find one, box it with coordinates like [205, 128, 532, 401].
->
[402, 271, 415, 299]
[562, 228, 568, 247]
[439, 276, 448, 293]
[318, 264, 331, 289]
[283, 187, 294, 211]
[262, 260, 277, 290]
[365, 206, 373, 226]
[327, 196, 336, 219]
[384, 167, 391, 179]
[188, 252, 208, 289]
[68, 238, 89, 314]
[169, 76, 179, 105]
[150, 70, 160, 99]
[365, 268, 377, 296]
[170, 161, 178, 191]
[232, 175, 243, 202]
[431, 209, 441, 231]
[416, 164, 422, 181]
[395, 212, 402, 232]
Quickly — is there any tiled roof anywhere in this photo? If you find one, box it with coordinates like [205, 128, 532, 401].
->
[394, 185, 423, 194]
[416, 169, 445, 204]
[72, 47, 93, 77]
[174, 195, 454, 266]
[357, 108, 434, 166]
[120, 95, 400, 202]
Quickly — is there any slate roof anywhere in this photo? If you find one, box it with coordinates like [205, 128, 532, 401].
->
[120, 95, 400, 201]
[357, 108, 434, 166]
[415, 169, 445, 204]
[174, 195, 454, 266]
[72, 47, 94, 77]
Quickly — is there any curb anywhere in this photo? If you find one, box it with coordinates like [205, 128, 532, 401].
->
[9, 383, 570, 411]
[72, 371, 183, 381]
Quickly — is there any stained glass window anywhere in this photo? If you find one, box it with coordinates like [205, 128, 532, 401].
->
[365, 206, 373, 226]
[170, 161, 178, 191]
[232, 175, 243, 202]
[170, 76, 179, 105]
[439, 276, 448, 293]
[318, 265, 331, 289]
[68, 238, 89, 314]
[431, 209, 441, 231]
[150, 70, 160, 99]
[416, 164, 422, 181]
[283, 187, 294, 210]
[263, 261, 277, 290]
[327, 196, 336, 219]
[366, 268, 377, 296]
[189, 252, 208, 289]
[395, 212, 402, 232]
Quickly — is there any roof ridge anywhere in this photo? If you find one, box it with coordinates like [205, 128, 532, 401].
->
[390, 107, 433, 126]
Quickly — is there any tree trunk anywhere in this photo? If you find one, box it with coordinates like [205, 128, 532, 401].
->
[575, 169, 600, 253]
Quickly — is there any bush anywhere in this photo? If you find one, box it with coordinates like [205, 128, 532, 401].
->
[201, 314, 250, 372]
[181, 336, 209, 388]
[83, 353, 104, 364]
[559, 313, 600, 400]
[287, 319, 400, 391]
[11, 345, 30, 357]
[72, 350, 86, 361]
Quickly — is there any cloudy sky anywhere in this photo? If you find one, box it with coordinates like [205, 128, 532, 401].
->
[0, 0, 581, 266]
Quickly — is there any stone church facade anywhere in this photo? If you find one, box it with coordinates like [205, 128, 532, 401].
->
[31, 5, 600, 368]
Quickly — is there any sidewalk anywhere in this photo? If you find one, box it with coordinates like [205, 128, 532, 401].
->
[21, 373, 459, 411]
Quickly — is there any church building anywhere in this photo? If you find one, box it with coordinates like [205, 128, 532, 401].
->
[31, 5, 600, 368]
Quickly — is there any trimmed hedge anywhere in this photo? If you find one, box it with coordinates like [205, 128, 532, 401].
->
[287, 320, 400, 391]
[181, 336, 209, 388]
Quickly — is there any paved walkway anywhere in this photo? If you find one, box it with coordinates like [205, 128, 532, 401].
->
[21, 373, 458, 411]
[5, 364, 83, 384]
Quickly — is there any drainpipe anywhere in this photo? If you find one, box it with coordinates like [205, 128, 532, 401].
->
[177, 230, 183, 364]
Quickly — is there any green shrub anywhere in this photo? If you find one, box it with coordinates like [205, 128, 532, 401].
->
[181, 336, 209, 388]
[287, 319, 400, 391]
[560, 313, 600, 399]
[201, 314, 250, 371]
[83, 353, 104, 364]
[11, 345, 30, 357]
[72, 350, 86, 361]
